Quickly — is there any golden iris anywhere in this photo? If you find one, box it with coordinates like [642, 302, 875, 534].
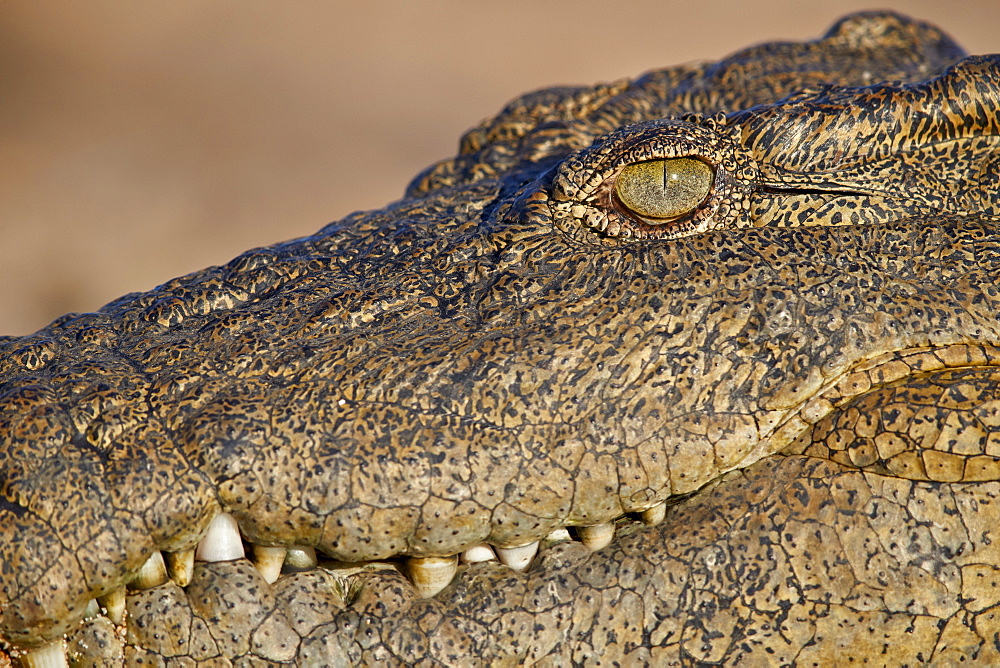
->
[614, 158, 713, 222]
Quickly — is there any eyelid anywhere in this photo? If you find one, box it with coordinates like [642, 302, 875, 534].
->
[549, 117, 756, 242]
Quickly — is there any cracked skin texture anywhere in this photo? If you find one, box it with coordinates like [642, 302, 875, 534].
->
[3, 10, 1000, 665]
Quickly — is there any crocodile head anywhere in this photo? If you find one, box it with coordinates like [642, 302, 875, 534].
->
[3, 11, 1000, 665]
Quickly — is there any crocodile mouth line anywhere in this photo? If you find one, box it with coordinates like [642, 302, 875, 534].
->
[3, 502, 674, 666]
[752, 342, 1000, 460]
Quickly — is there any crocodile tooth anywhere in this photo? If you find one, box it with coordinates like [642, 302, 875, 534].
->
[460, 543, 497, 564]
[19, 640, 68, 668]
[283, 546, 318, 573]
[164, 548, 195, 586]
[405, 555, 458, 597]
[194, 512, 245, 562]
[577, 522, 615, 550]
[97, 586, 126, 625]
[252, 545, 287, 584]
[639, 501, 667, 526]
[83, 599, 101, 618]
[545, 527, 572, 543]
[494, 541, 538, 571]
[128, 550, 168, 590]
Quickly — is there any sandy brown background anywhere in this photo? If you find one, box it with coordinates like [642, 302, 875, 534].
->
[2, 1, 998, 335]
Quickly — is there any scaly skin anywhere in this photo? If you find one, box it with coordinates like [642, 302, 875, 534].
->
[3, 11, 1000, 665]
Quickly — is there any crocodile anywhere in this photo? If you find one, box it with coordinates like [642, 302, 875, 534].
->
[3, 10, 1000, 665]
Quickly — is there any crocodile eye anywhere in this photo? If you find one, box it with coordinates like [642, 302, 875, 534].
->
[613, 157, 713, 222]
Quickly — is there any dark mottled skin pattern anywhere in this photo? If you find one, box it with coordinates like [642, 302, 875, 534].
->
[3, 11, 1000, 665]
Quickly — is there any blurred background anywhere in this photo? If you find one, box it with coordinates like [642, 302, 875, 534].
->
[2, 1, 998, 335]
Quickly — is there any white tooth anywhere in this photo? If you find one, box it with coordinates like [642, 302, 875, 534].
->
[545, 528, 572, 543]
[164, 548, 195, 586]
[129, 551, 168, 590]
[460, 543, 497, 564]
[98, 586, 126, 625]
[284, 546, 318, 572]
[83, 599, 101, 619]
[252, 545, 287, 584]
[20, 640, 68, 668]
[639, 501, 666, 526]
[195, 512, 245, 562]
[405, 556, 458, 598]
[494, 541, 538, 571]
[577, 522, 615, 551]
